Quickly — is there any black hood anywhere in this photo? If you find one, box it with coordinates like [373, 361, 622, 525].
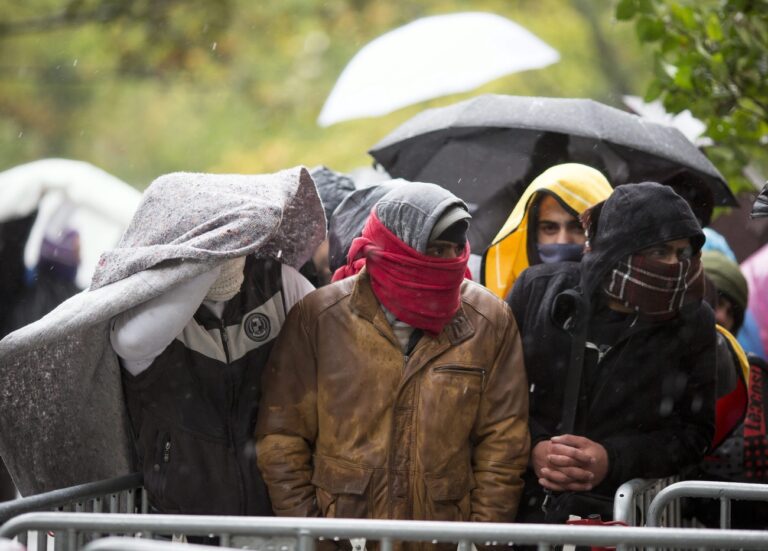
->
[309, 165, 356, 226]
[580, 182, 705, 296]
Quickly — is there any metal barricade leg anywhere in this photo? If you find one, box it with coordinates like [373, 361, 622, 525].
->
[37, 529, 47, 551]
[297, 532, 314, 551]
[719, 496, 731, 529]
[126, 490, 135, 515]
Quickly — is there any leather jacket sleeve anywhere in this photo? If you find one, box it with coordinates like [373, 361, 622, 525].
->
[469, 304, 530, 522]
[255, 300, 321, 517]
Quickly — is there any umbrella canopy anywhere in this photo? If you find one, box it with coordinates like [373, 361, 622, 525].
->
[317, 13, 559, 126]
[0, 158, 142, 288]
[709, 192, 768, 262]
[752, 183, 768, 218]
[369, 94, 736, 250]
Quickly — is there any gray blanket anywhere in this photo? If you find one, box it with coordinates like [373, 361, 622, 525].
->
[0, 167, 325, 495]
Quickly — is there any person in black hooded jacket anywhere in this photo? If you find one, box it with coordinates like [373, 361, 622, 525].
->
[509, 182, 716, 523]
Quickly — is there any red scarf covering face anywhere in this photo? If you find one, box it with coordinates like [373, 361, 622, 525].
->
[332, 211, 471, 335]
[602, 252, 704, 320]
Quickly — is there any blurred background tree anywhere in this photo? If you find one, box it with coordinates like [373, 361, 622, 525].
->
[0, 0, 655, 188]
[617, 0, 768, 192]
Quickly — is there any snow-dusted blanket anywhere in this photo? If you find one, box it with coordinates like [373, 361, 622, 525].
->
[0, 167, 325, 495]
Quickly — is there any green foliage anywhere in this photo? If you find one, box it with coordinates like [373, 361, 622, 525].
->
[0, 1, 653, 188]
[618, 0, 768, 192]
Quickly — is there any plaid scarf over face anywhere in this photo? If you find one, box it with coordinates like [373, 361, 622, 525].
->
[603, 252, 705, 320]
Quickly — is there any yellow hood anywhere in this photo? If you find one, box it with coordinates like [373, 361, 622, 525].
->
[717, 324, 750, 386]
[482, 163, 613, 299]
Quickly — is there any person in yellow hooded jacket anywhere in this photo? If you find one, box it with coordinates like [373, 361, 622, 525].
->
[482, 163, 613, 300]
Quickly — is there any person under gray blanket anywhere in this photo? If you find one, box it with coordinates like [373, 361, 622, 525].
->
[509, 182, 716, 524]
[111, 255, 313, 515]
[0, 167, 325, 497]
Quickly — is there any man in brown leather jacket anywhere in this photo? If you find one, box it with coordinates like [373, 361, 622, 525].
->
[255, 182, 529, 528]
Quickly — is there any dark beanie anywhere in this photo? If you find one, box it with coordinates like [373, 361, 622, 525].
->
[434, 219, 469, 246]
[428, 205, 471, 245]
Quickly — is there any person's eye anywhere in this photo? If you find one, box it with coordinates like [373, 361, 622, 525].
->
[539, 223, 558, 234]
[678, 247, 693, 260]
[641, 248, 666, 258]
[567, 223, 585, 235]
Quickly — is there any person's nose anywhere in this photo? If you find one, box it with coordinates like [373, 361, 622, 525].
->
[555, 228, 572, 244]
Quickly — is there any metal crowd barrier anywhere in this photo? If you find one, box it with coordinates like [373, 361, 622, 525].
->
[613, 476, 681, 527]
[648, 480, 768, 529]
[0, 474, 144, 524]
[0, 473, 145, 551]
[3, 512, 768, 551]
[83, 538, 227, 551]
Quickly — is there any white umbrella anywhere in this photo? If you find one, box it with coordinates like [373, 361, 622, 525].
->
[0, 158, 142, 289]
[317, 12, 559, 127]
[622, 95, 709, 145]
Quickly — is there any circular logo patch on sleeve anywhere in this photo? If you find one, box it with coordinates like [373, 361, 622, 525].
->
[244, 312, 271, 342]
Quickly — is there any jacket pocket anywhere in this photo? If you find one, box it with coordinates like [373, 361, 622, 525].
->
[312, 454, 374, 518]
[136, 415, 241, 514]
[432, 365, 486, 389]
[424, 461, 476, 521]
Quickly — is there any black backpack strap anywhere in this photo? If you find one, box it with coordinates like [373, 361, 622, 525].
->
[551, 289, 591, 434]
[542, 289, 590, 515]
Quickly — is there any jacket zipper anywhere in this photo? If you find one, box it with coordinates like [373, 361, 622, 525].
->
[585, 342, 611, 364]
[155, 432, 171, 466]
[220, 319, 246, 513]
[154, 432, 171, 502]
[219, 321, 231, 363]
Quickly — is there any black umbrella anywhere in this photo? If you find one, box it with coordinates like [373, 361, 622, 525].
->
[327, 179, 407, 273]
[752, 183, 768, 219]
[369, 94, 736, 250]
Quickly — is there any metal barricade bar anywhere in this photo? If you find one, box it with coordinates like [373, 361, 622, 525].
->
[0, 474, 143, 551]
[0, 474, 143, 525]
[648, 480, 768, 528]
[84, 538, 227, 551]
[2, 512, 768, 550]
[613, 476, 680, 527]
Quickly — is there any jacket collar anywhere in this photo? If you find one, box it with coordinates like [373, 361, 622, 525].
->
[349, 269, 475, 346]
